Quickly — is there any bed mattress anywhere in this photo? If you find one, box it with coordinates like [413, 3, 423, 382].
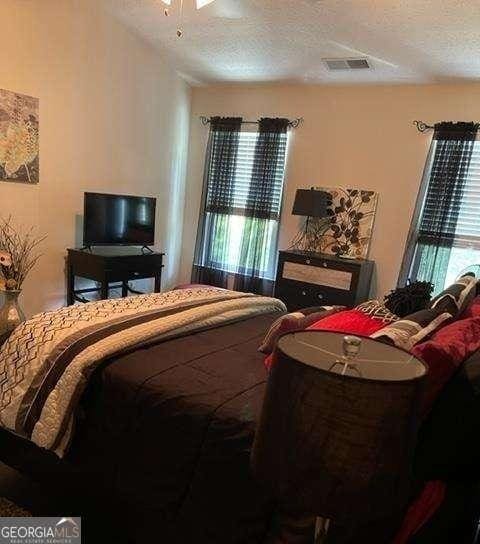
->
[0, 312, 279, 544]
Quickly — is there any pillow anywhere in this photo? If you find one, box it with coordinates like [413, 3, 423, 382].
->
[370, 308, 452, 350]
[412, 314, 480, 417]
[355, 300, 399, 324]
[264, 309, 385, 371]
[460, 295, 480, 319]
[173, 283, 214, 290]
[258, 306, 345, 355]
[428, 274, 477, 317]
[307, 309, 387, 336]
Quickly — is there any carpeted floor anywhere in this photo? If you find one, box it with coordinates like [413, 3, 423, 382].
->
[0, 497, 31, 516]
[0, 461, 58, 516]
[0, 462, 130, 543]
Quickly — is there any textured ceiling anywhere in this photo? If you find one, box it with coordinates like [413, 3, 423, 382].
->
[103, 0, 480, 85]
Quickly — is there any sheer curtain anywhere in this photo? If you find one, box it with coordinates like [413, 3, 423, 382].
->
[398, 122, 479, 292]
[192, 117, 289, 295]
[234, 118, 289, 295]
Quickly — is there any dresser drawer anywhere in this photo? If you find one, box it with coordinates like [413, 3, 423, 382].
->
[106, 268, 155, 282]
[104, 254, 163, 282]
[282, 261, 354, 291]
[275, 280, 355, 311]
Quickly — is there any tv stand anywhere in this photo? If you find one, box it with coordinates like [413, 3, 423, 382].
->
[66, 248, 165, 305]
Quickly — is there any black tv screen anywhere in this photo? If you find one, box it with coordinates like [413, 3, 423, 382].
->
[83, 192, 156, 246]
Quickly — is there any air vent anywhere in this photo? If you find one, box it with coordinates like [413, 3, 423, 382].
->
[324, 58, 371, 71]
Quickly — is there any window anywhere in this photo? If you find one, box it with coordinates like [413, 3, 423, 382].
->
[403, 123, 480, 292]
[203, 131, 287, 279]
[193, 117, 290, 295]
[442, 142, 480, 285]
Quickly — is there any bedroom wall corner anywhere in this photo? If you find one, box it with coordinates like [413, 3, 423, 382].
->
[0, 0, 192, 317]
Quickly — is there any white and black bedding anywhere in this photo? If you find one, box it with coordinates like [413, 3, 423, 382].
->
[0, 293, 286, 543]
[0, 288, 285, 455]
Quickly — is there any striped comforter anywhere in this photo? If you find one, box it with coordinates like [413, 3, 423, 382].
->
[0, 287, 285, 456]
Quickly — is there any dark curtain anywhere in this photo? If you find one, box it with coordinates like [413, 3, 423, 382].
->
[192, 117, 289, 295]
[398, 122, 479, 292]
[192, 117, 243, 288]
[234, 118, 290, 295]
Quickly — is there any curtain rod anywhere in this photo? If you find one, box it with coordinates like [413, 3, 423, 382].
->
[199, 116, 303, 128]
[413, 120, 435, 133]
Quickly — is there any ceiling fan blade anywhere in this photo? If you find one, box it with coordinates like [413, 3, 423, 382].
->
[196, 0, 215, 8]
[205, 0, 250, 19]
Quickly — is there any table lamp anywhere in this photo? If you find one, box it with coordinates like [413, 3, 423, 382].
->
[291, 188, 332, 253]
[251, 331, 427, 543]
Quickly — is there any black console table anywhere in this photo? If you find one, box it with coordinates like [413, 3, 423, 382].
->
[274, 250, 374, 311]
[67, 248, 165, 305]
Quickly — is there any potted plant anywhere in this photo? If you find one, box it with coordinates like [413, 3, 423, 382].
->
[0, 217, 45, 342]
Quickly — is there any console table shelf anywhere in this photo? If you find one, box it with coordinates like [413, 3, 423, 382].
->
[66, 248, 165, 305]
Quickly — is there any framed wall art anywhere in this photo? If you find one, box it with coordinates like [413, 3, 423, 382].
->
[0, 89, 39, 184]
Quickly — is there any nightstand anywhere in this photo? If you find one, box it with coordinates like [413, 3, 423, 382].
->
[274, 250, 374, 311]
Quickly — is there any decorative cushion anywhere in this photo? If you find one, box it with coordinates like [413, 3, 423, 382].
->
[370, 308, 452, 350]
[306, 309, 387, 336]
[264, 309, 384, 371]
[174, 283, 214, 290]
[428, 274, 477, 317]
[460, 295, 480, 319]
[258, 306, 344, 355]
[412, 314, 480, 416]
[355, 300, 399, 324]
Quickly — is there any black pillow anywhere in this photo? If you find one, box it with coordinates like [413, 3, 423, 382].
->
[428, 274, 477, 317]
[370, 308, 452, 350]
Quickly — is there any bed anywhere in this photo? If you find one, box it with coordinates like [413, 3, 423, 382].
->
[0, 284, 479, 544]
[0, 288, 285, 543]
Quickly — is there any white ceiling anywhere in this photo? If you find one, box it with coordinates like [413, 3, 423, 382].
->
[104, 0, 480, 85]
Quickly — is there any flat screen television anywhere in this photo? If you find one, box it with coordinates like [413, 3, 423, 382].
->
[83, 192, 156, 246]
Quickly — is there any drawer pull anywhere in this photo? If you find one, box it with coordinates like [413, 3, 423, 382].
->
[317, 294, 324, 300]
[301, 291, 307, 296]
[133, 272, 140, 276]
[306, 259, 311, 265]
[322, 262, 328, 268]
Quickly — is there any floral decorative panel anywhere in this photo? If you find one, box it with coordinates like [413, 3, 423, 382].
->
[314, 186, 378, 259]
[0, 89, 39, 184]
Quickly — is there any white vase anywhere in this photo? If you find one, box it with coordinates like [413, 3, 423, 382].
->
[0, 290, 25, 343]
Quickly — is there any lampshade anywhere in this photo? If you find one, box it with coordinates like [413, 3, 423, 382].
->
[251, 331, 427, 525]
[292, 189, 331, 218]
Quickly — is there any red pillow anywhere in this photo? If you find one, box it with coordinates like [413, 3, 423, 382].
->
[412, 314, 480, 416]
[173, 283, 215, 290]
[264, 310, 386, 371]
[307, 309, 387, 336]
[258, 308, 344, 355]
[461, 295, 480, 319]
